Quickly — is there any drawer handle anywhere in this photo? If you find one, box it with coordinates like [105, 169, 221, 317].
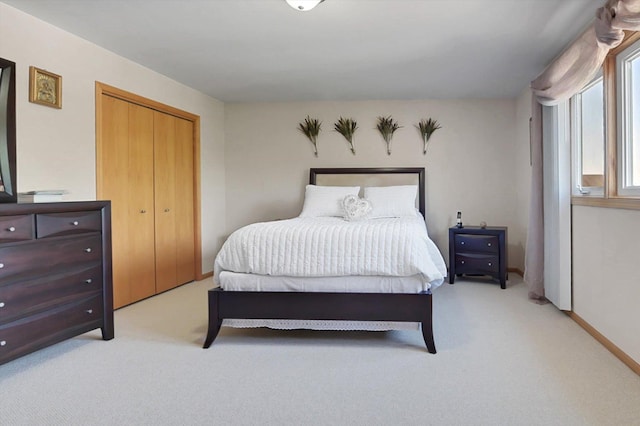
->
[0, 302, 5, 308]
[7, 226, 15, 232]
[461, 260, 465, 264]
[164, 208, 170, 213]
[84, 278, 93, 284]
[86, 309, 93, 314]
[140, 209, 147, 213]
[85, 248, 92, 253]
[460, 241, 465, 245]
[487, 243, 492, 247]
[0, 263, 4, 269]
[72, 221, 79, 226]
[0, 340, 6, 347]
[488, 262, 492, 266]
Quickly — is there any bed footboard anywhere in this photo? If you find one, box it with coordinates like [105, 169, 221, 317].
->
[203, 288, 436, 353]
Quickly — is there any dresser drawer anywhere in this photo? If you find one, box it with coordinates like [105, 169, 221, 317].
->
[0, 215, 35, 243]
[0, 265, 102, 323]
[0, 234, 102, 281]
[455, 253, 499, 274]
[36, 211, 102, 238]
[0, 295, 103, 363]
[455, 234, 499, 254]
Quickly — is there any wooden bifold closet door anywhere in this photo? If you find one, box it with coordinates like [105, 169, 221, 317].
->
[153, 110, 195, 293]
[99, 93, 196, 309]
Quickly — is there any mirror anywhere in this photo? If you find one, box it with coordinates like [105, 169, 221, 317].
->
[0, 57, 16, 203]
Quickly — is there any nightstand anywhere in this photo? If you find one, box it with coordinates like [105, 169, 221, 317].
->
[448, 226, 507, 289]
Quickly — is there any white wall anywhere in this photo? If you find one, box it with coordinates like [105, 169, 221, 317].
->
[572, 206, 640, 363]
[0, 3, 226, 274]
[225, 99, 525, 271]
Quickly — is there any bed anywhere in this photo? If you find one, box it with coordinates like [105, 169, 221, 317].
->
[203, 167, 447, 353]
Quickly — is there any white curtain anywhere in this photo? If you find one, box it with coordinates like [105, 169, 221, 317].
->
[526, 0, 640, 300]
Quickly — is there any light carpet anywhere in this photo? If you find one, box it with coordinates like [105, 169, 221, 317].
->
[1, 275, 639, 426]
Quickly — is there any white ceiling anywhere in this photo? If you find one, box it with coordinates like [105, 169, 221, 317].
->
[3, 0, 602, 102]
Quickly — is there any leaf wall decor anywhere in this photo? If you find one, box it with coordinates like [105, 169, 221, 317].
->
[376, 116, 402, 155]
[334, 117, 358, 155]
[297, 116, 322, 157]
[416, 118, 442, 155]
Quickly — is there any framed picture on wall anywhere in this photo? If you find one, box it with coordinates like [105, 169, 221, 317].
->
[29, 66, 62, 109]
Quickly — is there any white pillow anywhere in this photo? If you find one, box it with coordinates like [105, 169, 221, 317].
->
[364, 185, 418, 218]
[299, 185, 360, 217]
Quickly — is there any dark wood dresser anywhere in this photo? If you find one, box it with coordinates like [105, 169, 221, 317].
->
[448, 226, 507, 289]
[0, 201, 113, 365]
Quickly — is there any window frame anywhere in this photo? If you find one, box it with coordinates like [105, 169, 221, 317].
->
[616, 36, 640, 196]
[570, 30, 640, 210]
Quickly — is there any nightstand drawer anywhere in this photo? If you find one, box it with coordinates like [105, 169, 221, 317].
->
[455, 234, 499, 254]
[455, 253, 499, 274]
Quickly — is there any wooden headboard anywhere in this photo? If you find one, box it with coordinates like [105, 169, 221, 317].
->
[309, 167, 426, 217]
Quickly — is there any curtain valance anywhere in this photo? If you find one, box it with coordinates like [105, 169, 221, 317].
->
[532, 0, 640, 106]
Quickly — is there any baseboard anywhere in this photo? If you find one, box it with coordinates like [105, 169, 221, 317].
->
[507, 267, 524, 277]
[197, 270, 213, 280]
[567, 312, 640, 376]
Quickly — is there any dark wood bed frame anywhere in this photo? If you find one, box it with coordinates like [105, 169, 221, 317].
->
[203, 167, 436, 353]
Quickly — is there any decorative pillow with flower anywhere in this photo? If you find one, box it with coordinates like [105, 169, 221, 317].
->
[342, 194, 372, 221]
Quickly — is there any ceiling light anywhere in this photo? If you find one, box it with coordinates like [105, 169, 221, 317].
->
[285, 0, 324, 12]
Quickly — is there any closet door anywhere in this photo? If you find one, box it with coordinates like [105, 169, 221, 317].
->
[100, 96, 156, 308]
[174, 117, 196, 284]
[153, 112, 196, 293]
[127, 103, 157, 302]
[154, 111, 178, 293]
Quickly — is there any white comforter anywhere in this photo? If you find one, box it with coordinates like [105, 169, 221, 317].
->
[214, 215, 447, 289]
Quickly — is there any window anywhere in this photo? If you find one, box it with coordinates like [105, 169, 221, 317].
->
[571, 76, 605, 197]
[570, 31, 640, 209]
[617, 38, 640, 196]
